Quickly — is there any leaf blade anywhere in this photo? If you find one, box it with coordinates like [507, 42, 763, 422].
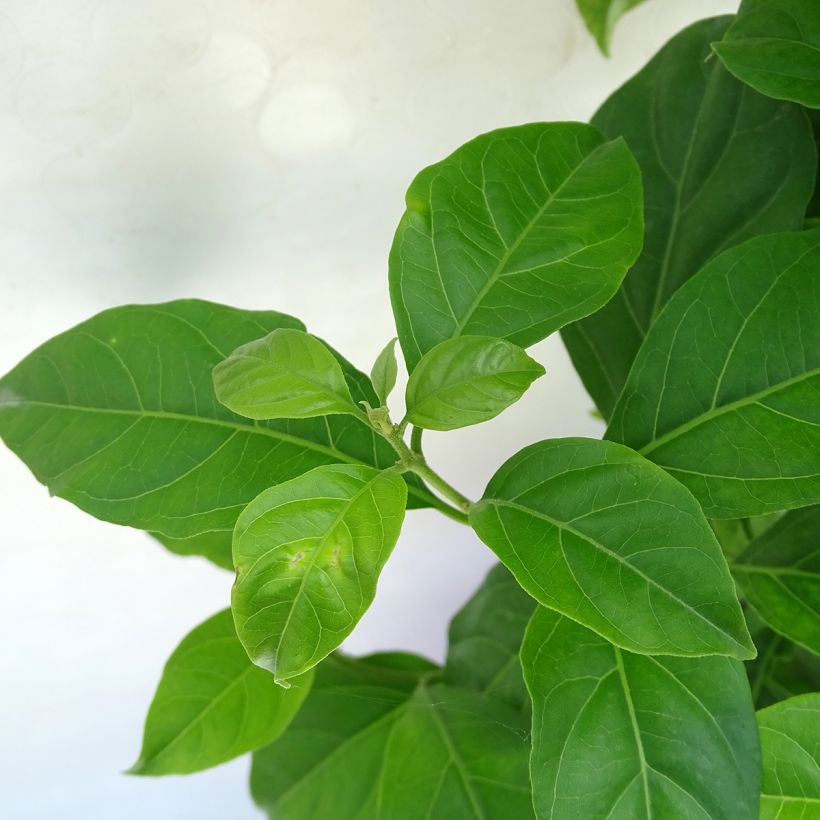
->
[371, 338, 399, 406]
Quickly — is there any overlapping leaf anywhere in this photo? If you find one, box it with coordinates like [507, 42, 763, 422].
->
[389, 122, 643, 370]
[150, 530, 233, 570]
[522, 608, 761, 819]
[562, 17, 816, 418]
[607, 230, 820, 518]
[576, 0, 649, 55]
[747, 626, 820, 709]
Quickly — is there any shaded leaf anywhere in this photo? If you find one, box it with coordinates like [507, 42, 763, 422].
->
[150, 530, 233, 571]
[575, 0, 649, 55]
[370, 338, 399, 406]
[747, 626, 820, 709]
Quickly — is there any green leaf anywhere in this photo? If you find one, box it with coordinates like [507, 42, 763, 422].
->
[129, 609, 312, 776]
[575, 0, 649, 56]
[212, 328, 358, 420]
[562, 16, 816, 418]
[757, 693, 820, 818]
[444, 563, 536, 712]
[150, 530, 233, 570]
[522, 608, 761, 820]
[251, 652, 437, 820]
[232, 464, 407, 684]
[370, 338, 399, 406]
[389, 122, 643, 370]
[809, 110, 820, 220]
[470, 437, 754, 659]
[747, 627, 820, 709]
[733, 506, 820, 655]
[607, 230, 820, 519]
[0, 300, 437, 537]
[405, 336, 545, 431]
[714, 0, 820, 109]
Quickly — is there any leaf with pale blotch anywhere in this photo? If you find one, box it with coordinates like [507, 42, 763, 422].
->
[232, 464, 407, 684]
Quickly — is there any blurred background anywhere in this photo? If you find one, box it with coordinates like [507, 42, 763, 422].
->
[0, 1, 736, 817]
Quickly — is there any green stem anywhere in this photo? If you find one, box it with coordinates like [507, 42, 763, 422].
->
[410, 425, 424, 456]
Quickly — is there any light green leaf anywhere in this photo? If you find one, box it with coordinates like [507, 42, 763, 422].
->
[747, 627, 820, 709]
[232, 464, 407, 684]
[470, 437, 754, 659]
[405, 336, 545, 431]
[212, 328, 358, 420]
[370, 338, 399, 406]
[733, 505, 820, 655]
[444, 563, 536, 712]
[757, 693, 820, 818]
[576, 0, 649, 55]
[129, 609, 312, 776]
[607, 230, 820, 519]
[389, 122, 643, 370]
[562, 17, 816, 418]
[150, 530, 233, 570]
[0, 300, 438, 537]
[522, 608, 760, 820]
[714, 0, 820, 109]
[251, 652, 437, 820]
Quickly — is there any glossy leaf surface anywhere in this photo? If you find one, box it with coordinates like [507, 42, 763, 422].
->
[522, 608, 760, 820]
[212, 328, 357, 420]
[389, 122, 643, 370]
[715, 0, 820, 108]
[232, 464, 407, 684]
[576, 0, 648, 55]
[405, 336, 545, 431]
[607, 230, 820, 518]
[370, 338, 398, 406]
[470, 438, 754, 658]
[757, 693, 820, 818]
[130, 610, 311, 775]
[563, 17, 816, 418]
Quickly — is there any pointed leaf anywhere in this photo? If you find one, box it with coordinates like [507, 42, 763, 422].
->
[389, 122, 643, 370]
[562, 17, 816, 418]
[370, 338, 399, 406]
[470, 437, 754, 658]
[232, 464, 407, 684]
[522, 608, 760, 820]
[129, 610, 312, 776]
[575, 0, 648, 55]
[607, 230, 820, 518]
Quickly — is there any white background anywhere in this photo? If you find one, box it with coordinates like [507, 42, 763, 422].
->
[0, 1, 736, 817]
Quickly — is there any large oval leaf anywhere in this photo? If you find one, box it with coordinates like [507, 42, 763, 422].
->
[522, 608, 760, 820]
[715, 0, 820, 109]
[607, 230, 820, 519]
[232, 464, 407, 684]
[562, 16, 816, 418]
[0, 300, 437, 537]
[129, 609, 312, 776]
[757, 693, 820, 818]
[389, 122, 643, 370]
[470, 437, 754, 658]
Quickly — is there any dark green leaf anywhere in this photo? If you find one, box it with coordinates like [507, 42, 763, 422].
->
[370, 338, 399, 406]
[715, 0, 820, 108]
[232, 464, 407, 684]
[212, 328, 358, 420]
[607, 230, 820, 518]
[150, 530, 233, 570]
[444, 563, 536, 711]
[747, 627, 820, 709]
[757, 693, 820, 818]
[575, 0, 648, 55]
[733, 505, 820, 655]
[470, 438, 754, 659]
[0, 300, 437, 537]
[562, 17, 816, 418]
[809, 110, 820, 220]
[129, 609, 311, 776]
[405, 336, 545, 431]
[522, 608, 760, 820]
[389, 122, 643, 370]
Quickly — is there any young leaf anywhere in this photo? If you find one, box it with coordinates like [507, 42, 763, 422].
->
[470, 437, 755, 659]
[370, 338, 398, 406]
[444, 563, 536, 712]
[757, 693, 820, 817]
[150, 530, 233, 570]
[251, 652, 437, 820]
[232, 464, 407, 684]
[212, 328, 358, 420]
[575, 0, 649, 56]
[562, 16, 816, 418]
[389, 122, 643, 370]
[405, 336, 545, 431]
[714, 0, 820, 109]
[522, 608, 761, 820]
[747, 627, 820, 709]
[607, 230, 820, 519]
[0, 300, 438, 538]
[733, 505, 820, 655]
[129, 610, 312, 776]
